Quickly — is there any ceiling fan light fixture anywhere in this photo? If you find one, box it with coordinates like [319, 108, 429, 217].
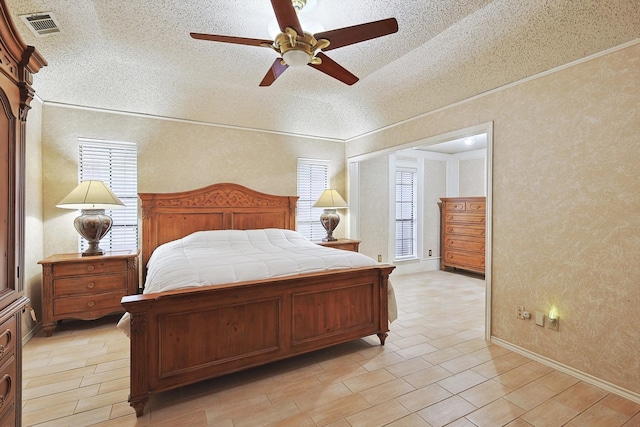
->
[292, 0, 307, 12]
[282, 49, 311, 67]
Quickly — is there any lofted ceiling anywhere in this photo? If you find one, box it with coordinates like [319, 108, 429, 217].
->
[6, 0, 640, 141]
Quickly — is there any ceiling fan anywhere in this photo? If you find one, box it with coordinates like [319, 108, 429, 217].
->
[190, 0, 398, 86]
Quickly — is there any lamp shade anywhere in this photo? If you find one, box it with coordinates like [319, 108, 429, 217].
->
[57, 180, 125, 210]
[312, 189, 348, 209]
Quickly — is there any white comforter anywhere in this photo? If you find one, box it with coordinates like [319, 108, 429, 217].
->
[144, 228, 378, 293]
[118, 229, 397, 335]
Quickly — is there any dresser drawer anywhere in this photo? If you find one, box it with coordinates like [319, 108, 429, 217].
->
[443, 224, 486, 237]
[0, 356, 16, 420]
[444, 201, 467, 211]
[53, 259, 127, 277]
[0, 317, 16, 366]
[53, 291, 126, 316]
[444, 236, 485, 252]
[443, 213, 485, 224]
[466, 200, 485, 211]
[54, 273, 127, 297]
[444, 200, 486, 212]
[443, 250, 485, 271]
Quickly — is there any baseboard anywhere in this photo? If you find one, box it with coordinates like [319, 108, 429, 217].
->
[392, 257, 440, 275]
[22, 323, 41, 346]
[491, 336, 640, 404]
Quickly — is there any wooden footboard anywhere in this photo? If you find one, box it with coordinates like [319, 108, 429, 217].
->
[121, 265, 394, 417]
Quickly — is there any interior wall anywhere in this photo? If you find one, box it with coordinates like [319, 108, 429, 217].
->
[424, 159, 446, 258]
[346, 42, 640, 397]
[459, 157, 485, 196]
[39, 106, 347, 258]
[357, 155, 389, 261]
[23, 97, 44, 340]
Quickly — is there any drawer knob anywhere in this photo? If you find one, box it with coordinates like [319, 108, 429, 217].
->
[87, 265, 95, 272]
[87, 282, 95, 289]
[87, 301, 95, 307]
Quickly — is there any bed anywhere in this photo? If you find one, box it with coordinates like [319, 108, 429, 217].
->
[120, 183, 395, 417]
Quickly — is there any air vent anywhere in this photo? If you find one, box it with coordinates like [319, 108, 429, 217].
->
[19, 12, 62, 37]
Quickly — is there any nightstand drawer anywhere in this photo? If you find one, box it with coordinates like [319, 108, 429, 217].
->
[54, 274, 127, 297]
[53, 259, 127, 277]
[0, 317, 16, 365]
[53, 291, 126, 316]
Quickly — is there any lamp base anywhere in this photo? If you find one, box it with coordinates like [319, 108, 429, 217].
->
[320, 209, 340, 242]
[74, 209, 113, 256]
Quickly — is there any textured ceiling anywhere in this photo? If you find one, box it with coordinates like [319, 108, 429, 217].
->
[7, 0, 640, 141]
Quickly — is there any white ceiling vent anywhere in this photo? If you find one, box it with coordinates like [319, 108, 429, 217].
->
[19, 12, 62, 37]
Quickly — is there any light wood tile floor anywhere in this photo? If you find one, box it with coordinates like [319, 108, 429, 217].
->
[23, 270, 640, 426]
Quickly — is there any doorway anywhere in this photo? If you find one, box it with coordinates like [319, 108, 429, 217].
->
[347, 122, 493, 340]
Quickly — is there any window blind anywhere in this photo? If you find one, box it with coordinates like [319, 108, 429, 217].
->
[78, 139, 138, 252]
[297, 159, 329, 241]
[395, 167, 417, 258]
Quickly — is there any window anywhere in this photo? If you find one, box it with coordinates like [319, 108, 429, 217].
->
[297, 158, 329, 240]
[78, 138, 138, 252]
[395, 167, 417, 259]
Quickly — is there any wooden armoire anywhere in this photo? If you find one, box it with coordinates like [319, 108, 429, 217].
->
[0, 1, 46, 425]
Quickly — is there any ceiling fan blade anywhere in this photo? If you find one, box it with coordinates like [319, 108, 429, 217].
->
[315, 18, 398, 51]
[260, 58, 289, 86]
[270, 0, 304, 35]
[190, 33, 272, 47]
[309, 52, 358, 86]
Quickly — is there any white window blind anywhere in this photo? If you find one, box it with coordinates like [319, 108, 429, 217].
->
[78, 139, 138, 252]
[297, 159, 329, 240]
[395, 167, 417, 259]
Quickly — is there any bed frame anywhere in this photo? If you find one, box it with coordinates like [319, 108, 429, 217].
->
[121, 183, 395, 416]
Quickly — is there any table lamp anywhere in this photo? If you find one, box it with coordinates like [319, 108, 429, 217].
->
[313, 189, 348, 242]
[56, 180, 125, 256]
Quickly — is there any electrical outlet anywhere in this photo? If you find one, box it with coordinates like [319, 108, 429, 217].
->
[548, 316, 559, 331]
[516, 305, 525, 319]
[377, 254, 382, 262]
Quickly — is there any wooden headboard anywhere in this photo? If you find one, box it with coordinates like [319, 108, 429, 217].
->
[139, 183, 298, 277]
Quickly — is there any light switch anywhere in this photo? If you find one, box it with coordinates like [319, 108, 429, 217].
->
[535, 311, 545, 326]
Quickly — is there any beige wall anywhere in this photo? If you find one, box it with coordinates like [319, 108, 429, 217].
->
[357, 155, 389, 261]
[459, 157, 485, 196]
[39, 106, 346, 257]
[23, 98, 44, 339]
[424, 159, 446, 257]
[346, 43, 640, 396]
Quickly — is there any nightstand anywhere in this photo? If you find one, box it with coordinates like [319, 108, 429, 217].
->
[38, 250, 139, 337]
[315, 238, 360, 252]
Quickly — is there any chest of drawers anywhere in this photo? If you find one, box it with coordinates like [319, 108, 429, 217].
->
[39, 250, 139, 336]
[440, 197, 486, 274]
